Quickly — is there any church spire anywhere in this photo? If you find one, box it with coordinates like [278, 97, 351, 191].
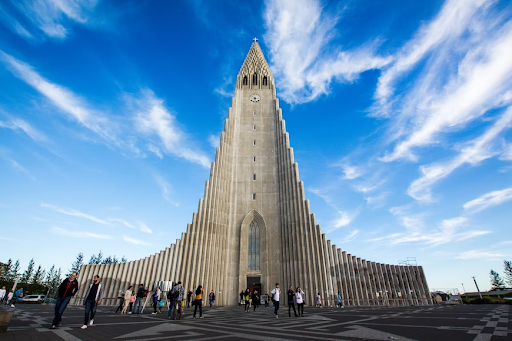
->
[236, 39, 274, 90]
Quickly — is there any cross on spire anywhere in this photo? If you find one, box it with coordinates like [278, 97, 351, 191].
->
[253, 37, 258, 43]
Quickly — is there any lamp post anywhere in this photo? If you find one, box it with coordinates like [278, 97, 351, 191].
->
[472, 277, 482, 299]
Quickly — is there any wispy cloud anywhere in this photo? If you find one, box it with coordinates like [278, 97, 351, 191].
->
[42, 203, 111, 225]
[325, 209, 360, 233]
[137, 222, 152, 234]
[463, 187, 512, 213]
[0, 147, 36, 180]
[14, 0, 98, 39]
[109, 218, 153, 233]
[0, 117, 46, 141]
[407, 106, 512, 202]
[0, 51, 116, 143]
[153, 175, 179, 207]
[208, 134, 220, 148]
[456, 249, 506, 260]
[0, 6, 33, 39]
[339, 163, 364, 180]
[132, 89, 210, 167]
[147, 144, 163, 159]
[338, 230, 359, 244]
[51, 226, 112, 240]
[108, 218, 134, 229]
[263, 0, 391, 104]
[123, 235, 148, 245]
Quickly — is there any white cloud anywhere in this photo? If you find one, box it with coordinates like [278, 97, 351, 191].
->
[15, 0, 98, 39]
[0, 118, 46, 141]
[339, 163, 364, 180]
[42, 203, 111, 225]
[208, 134, 220, 148]
[0, 6, 33, 39]
[338, 230, 359, 244]
[325, 209, 360, 233]
[379, 8, 512, 163]
[463, 187, 512, 213]
[133, 89, 210, 167]
[108, 218, 134, 229]
[374, 0, 491, 116]
[147, 144, 163, 159]
[263, 0, 391, 104]
[0, 51, 115, 143]
[456, 249, 505, 260]
[123, 235, 148, 245]
[365, 191, 390, 208]
[153, 175, 179, 207]
[407, 106, 512, 202]
[51, 226, 112, 240]
[500, 143, 512, 161]
[138, 222, 152, 234]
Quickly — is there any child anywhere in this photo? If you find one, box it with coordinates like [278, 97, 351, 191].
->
[128, 291, 136, 314]
[158, 298, 164, 313]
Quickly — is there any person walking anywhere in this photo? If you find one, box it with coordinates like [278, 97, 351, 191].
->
[151, 286, 161, 314]
[175, 283, 185, 320]
[270, 283, 281, 318]
[187, 289, 192, 307]
[239, 291, 244, 306]
[295, 287, 305, 317]
[121, 286, 133, 314]
[193, 285, 204, 318]
[288, 285, 298, 317]
[115, 293, 124, 314]
[51, 272, 79, 329]
[168, 282, 183, 320]
[209, 290, 215, 309]
[80, 275, 103, 329]
[129, 291, 136, 314]
[252, 290, 260, 312]
[0, 286, 6, 304]
[316, 293, 322, 307]
[11, 287, 23, 307]
[337, 292, 344, 308]
[6, 292, 13, 305]
[265, 293, 268, 307]
[133, 284, 145, 314]
[244, 288, 251, 312]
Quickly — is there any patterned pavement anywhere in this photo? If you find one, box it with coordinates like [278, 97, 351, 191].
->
[2, 303, 511, 340]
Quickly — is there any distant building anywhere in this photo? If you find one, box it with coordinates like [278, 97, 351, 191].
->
[75, 41, 433, 307]
[463, 290, 512, 299]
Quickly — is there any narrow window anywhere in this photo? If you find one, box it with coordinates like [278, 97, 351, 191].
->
[253, 110, 256, 116]
[263, 76, 267, 86]
[253, 125, 256, 130]
[253, 174, 256, 180]
[248, 220, 260, 270]
[243, 76, 248, 85]
[253, 156, 256, 162]
[252, 73, 257, 85]
[253, 140, 256, 146]
[252, 193, 256, 200]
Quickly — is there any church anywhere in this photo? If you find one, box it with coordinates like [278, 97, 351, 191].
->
[75, 40, 432, 307]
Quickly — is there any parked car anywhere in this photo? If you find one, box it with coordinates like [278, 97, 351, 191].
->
[44, 298, 57, 304]
[20, 294, 46, 304]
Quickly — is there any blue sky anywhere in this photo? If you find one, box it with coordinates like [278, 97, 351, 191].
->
[1, 0, 511, 293]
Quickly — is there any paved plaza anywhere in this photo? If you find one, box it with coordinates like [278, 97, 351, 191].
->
[2, 303, 510, 340]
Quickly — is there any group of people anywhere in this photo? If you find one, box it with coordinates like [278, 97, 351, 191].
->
[0, 286, 23, 307]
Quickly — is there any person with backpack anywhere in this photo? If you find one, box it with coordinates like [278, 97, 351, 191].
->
[168, 281, 183, 320]
[295, 287, 305, 317]
[209, 290, 215, 309]
[270, 283, 281, 318]
[193, 285, 204, 318]
[151, 286, 161, 315]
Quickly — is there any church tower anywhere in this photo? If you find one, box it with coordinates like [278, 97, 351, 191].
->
[75, 41, 432, 307]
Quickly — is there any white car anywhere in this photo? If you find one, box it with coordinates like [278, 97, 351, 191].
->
[21, 294, 46, 303]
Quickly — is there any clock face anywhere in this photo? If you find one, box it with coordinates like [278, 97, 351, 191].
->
[250, 94, 260, 102]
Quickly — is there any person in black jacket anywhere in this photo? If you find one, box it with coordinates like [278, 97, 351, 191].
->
[252, 290, 260, 311]
[133, 284, 145, 314]
[51, 272, 79, 329]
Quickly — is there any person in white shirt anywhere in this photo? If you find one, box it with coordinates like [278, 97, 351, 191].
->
[270, 283, 281, 318]
[295, 287, 305, 317]
[0, 286, 6, 304]
[121, 286, 133, 314]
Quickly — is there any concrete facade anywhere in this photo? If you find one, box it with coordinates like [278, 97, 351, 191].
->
[75, 42, 432, 306]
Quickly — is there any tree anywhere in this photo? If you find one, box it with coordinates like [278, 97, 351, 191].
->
[32, 265, 45, 285]
[504, 260, 512, 287]
[20, 258, 35, 283]
[88, 251, 103, 265]
[68, 252, 83, 277]
[102, 256, 113, 265]
[45, 266, 55, 286]
[490, 269, 505, 290]
[10, 259, 20, 281]
[1, 258, 13, 282]
[121, 256, 127, 263]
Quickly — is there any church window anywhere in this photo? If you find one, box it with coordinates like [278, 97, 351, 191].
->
[248, 220, 260, 271]
[253, 140, 256, 145]
[252, 73, 257, 85]
[243, 76, 248, 85]
[253, 125, 256, 130]
[253, 156, 256, 162]
[252, 193, 256, 200]
[263, 76, 267, 86]
[253, 174, 256, 180]
[253, 110, 256, 116]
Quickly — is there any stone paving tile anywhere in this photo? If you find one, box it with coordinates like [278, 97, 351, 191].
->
[1, 303, 510, 340]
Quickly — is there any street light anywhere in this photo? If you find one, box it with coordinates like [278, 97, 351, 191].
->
[472, 276, 482, 299]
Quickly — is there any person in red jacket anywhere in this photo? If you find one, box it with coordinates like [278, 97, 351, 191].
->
[51, 272, 79, 329]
